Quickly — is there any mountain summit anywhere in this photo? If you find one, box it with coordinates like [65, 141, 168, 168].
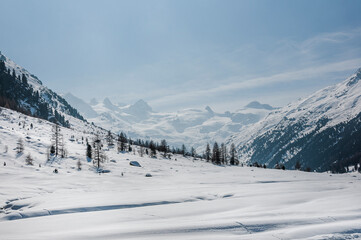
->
[245, 101, 275, 110]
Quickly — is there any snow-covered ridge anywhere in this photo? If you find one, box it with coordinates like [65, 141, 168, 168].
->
[230, 67, 361, 170]
[0, 51, 42, 88]
[0, 51, 84, 123]
[64, 93, 275, 150]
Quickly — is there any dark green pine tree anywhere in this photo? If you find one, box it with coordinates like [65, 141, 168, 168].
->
[205, 143, 211, 162]
[0, 60, 6, 72]
[86, 143, 92, 160]
[181, 144, 186, 157]
[212, 142, 220, 165]
[21, 74, 28, 86]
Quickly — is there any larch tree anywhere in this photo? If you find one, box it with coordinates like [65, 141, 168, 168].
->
[93, 135, 106, 171]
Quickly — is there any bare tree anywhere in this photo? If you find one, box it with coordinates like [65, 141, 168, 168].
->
[51, 124, 63, 157]
[106, 130, 114, 147]
[93, 135, 106, 171]
[138, 145, 145, 157]
[16, 138, 24, 154]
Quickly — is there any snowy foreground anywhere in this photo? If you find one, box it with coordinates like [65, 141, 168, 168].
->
[0, 109, 361, 240]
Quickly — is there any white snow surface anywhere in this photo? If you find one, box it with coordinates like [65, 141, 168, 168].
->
[0, 107, 361, 240]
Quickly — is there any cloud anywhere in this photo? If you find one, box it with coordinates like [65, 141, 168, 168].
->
[148, 27, 361, 111]
[150, 58, 361, 109]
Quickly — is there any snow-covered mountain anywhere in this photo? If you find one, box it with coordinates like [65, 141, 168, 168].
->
[0, 51, 84, 126]
[64, 93, 275, 150]
[229, 68, 361, 171]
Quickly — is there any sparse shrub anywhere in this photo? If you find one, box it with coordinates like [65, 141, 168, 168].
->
[77, 160, 82, 170]
[25, 154, 33, 165]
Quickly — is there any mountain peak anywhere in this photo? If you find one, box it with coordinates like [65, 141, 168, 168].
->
[205, 106, 213, 113]
[90, 98, 98, 106]
[103, 97, 113, 105]
[131, 99, 152, 112]
[245, 101, 274, 110]
[103, 97, 119, 111]
[347, 67, 361, 86]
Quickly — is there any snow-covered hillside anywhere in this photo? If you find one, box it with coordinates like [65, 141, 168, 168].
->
[230, 68, 361, 171]
[0, 51, 84, 125]
[0, 107, 361, 240]
[64, 93, 274, 151]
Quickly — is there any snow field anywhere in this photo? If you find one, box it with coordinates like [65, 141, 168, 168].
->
[0, 108, 361, 239]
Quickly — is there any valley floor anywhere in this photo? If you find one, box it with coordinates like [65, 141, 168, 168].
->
[0, 154, 361, 240]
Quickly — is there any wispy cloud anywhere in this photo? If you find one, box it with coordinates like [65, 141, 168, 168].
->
[109, 26, 361, 111]
[150, 58, 361, 109]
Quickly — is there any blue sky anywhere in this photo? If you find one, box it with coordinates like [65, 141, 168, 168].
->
[1, 0, 361, 112]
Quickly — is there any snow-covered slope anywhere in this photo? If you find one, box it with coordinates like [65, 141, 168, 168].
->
[229, 68, 361, 171]
[62, 93, 98, 118]
[64, 94, 275, 150]
[0, 107, 361, 240]
[0, 51, 84, 126]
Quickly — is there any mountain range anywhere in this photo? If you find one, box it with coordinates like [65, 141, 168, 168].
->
[1, 50, 361, 172]
[63, 93, 275, 151]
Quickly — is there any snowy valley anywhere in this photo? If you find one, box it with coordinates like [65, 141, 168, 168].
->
[0, 107, 361, 240]
[0, 47, 361, 240]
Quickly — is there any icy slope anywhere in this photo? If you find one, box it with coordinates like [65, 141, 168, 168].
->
[0, 107, 361, 240]
[230, 68, 361, 171]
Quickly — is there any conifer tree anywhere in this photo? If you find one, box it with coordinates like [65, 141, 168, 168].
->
[205, 143, 211, 162]
[160, 139, 168, 157]
[212, 142, 220, 165]
[230, 143, 237, 165]
[191, 147, 196, 159]
[181, 144, 186, 157]
[86, 143, 92, 160]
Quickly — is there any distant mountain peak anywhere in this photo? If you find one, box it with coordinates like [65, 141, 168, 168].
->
[103, 97, 119, 111]
[103, 97, 113, 105]
[63, 93, 98, 118]
[130, 99, 152, 112]
[205, 106, 214, 113]
[245, 101, 275, 110]
[90, 98, 98, 106]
